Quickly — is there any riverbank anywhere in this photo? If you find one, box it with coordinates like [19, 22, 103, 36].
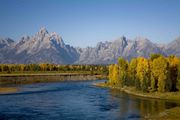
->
[0, 71, 104, 76]
[95, 82, 180, 101]
[0, 73, 107, 85]
[0, 72, 107, 79]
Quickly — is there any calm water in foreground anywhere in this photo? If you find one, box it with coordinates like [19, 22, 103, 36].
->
[0, 80, 180, 120]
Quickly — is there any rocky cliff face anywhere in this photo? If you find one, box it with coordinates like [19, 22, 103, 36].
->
[0, 28, 179, 64]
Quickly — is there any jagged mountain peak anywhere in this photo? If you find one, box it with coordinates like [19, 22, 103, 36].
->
[165, 36, 180, 56]
[33, 27, 65, 46]
[0, 37, 14, 43]
[114, 36, 127, 41]
[135, 36, 151, 43]
[0, 27, 79, 64]
[0, 28, 179, 64]
[134, 36, 156, 49]
[111, 36, 128, 49]
[0, 37, 14, 48]
[165, 36, 180, 49]
[39, 26, 48, 35]
[19, 35, 30, 43]
[16, 28, 68, 54]
[50, 32, 65, 46]
[121, 36, 127, 41]
[21, 35, 30, 41]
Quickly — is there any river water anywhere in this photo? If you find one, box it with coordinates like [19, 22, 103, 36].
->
[0, 80, 180, 120]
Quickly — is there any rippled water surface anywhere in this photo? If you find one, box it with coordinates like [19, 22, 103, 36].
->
[0, 80, 180, 120]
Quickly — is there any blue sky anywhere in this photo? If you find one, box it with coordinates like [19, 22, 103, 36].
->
[0, 0, 180, 47]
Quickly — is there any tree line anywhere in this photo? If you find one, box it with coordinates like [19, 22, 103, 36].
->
[0, 64, 108, 75]
[108, 54, 180, 92]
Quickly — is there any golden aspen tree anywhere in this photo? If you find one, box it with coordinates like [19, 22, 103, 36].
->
[128, 58, 137, 86]
[152, 56, 169, 92]
[118, 57, 128, 87]
[158, 73, 167, 92]
[112, 64, 119, 86]
[136, 57, 150, 92]
[108, 64, 114, 85]
[20, 64, 25, 72]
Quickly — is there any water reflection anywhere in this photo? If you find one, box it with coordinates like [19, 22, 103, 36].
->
[110, 89, 180, 118]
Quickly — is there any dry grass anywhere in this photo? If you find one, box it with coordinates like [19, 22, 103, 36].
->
[0, 87, 17, 94]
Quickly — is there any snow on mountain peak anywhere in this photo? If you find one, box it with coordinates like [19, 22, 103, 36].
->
[0, 27, 179, 64]
[0, 38, 14, 48]
[37, 27, 49, 37]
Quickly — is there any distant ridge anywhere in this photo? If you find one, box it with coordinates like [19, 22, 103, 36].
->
[0, 28, 179, 64]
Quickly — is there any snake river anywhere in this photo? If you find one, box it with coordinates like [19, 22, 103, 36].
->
[0, 80, 180, 120]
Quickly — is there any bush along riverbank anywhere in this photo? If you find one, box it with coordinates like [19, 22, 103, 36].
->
[96, 54, 180, 101]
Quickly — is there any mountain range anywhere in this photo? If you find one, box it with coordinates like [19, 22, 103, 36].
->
[0, 27, 179, 64]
